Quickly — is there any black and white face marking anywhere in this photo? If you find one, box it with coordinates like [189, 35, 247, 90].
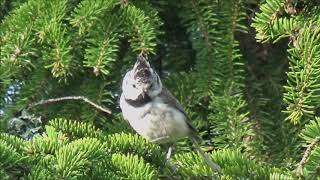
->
[133, 56, 155, 93]
[122, 56, 162, 103]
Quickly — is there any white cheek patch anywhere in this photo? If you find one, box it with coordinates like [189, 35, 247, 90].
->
[122, 71, 143, 100]
[125, 86, 141, 100]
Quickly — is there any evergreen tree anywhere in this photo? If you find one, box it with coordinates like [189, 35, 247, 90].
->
[0, 0, 320, 179]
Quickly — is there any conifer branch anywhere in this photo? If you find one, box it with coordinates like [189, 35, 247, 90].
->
[27, 96, 112, 114]
[294, 137, 320, 175]
[190, 0, 213, 53]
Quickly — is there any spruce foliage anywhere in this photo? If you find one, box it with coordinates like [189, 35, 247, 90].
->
[1, 0, 320, 179]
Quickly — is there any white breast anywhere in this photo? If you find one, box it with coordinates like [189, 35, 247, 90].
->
[120, 95, 190, 144]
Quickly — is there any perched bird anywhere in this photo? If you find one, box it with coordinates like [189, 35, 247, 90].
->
[120, 55, 221, 173]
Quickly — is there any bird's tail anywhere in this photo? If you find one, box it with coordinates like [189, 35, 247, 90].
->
[189, 136, 221, 174]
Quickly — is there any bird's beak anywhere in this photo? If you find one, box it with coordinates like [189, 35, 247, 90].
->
[142, 83, 151, 93]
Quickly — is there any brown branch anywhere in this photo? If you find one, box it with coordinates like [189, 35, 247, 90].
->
[27, 96, 112, 115]
[294, 137, 320, 176]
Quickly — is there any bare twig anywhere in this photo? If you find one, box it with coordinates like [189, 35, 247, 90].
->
[27, 96, 112, 114]
[294, 137, 320, 175]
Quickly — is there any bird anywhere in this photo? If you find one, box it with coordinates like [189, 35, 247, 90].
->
[120, 54, 221, 173]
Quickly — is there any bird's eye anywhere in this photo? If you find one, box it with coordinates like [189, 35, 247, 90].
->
[132, 84, 136, 88]
[149, 84, 153, 89]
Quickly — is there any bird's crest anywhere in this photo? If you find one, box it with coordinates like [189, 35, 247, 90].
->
[133, 55, 152, 83]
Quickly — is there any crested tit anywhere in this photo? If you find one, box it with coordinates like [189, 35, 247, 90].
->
[120, 55, 221, 173]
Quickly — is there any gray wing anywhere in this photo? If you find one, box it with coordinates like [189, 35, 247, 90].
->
[159, 87, 199, 135]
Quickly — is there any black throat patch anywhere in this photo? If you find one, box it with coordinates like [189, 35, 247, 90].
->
[125, 93, 152, 107]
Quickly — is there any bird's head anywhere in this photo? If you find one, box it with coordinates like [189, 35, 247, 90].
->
[122, 55, 162, 100]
